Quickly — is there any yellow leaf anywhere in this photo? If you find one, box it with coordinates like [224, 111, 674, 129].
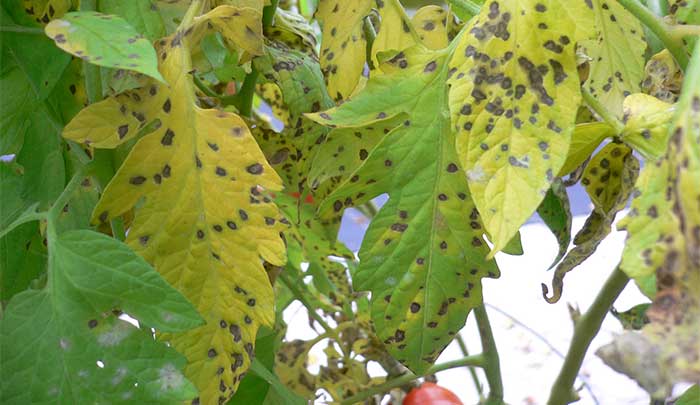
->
[65, 21, 286, 405]
[412, 5, 450, 50]
[558, 122, 614, 176]
[581, 0, 646, 117]
[316, 0, 373, 101]
[371, 0, 419, 65]
[448, 0, 593, 255]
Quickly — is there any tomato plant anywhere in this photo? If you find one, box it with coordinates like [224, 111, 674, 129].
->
[1, 0, 699, 404]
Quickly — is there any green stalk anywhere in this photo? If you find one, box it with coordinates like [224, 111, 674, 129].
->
[456, 334, 484, 399]
[278, 271, 334, 334]
[474, 305, 504, 405]
[0, 25, 44, 34]
[363, 15, 378, 70]
[232, 0, 279, 116]
[546, 267, 630, 405]
[581, 88, 625, 133]
[617, 0, 690, 69]
[339, 355, 486, 405]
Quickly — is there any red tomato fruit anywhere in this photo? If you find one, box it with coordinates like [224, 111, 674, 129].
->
[403, 383, 463, 405]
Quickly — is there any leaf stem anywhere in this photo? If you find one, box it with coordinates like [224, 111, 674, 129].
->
[278, 270, 334, 334]
[474, 305, 504, 405]
[546, 267, 629, 405]
[363, 15, 378, 70]
[456, 333, 484, 398]
[48, 164, 94, 231]
[339, 355, 485, 405]
[617, 0, 690, 69]
[192, 74, 220, 98]
[581, 88, 624, 133]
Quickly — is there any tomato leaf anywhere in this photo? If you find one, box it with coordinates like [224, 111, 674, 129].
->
[448, 0, 594, 255]
[308, 44, 499, 373]
[1, 229, 201, 404]
[45, 11, 165, 82]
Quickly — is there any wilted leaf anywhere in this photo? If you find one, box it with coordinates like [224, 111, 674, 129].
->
[543, 143, 638, 303]
[536, 178, 572, 268]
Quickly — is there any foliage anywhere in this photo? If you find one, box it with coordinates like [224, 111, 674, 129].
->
[1, 0, 699, 404]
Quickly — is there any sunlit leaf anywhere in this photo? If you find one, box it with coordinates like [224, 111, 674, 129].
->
[621, 93, 676, 160]
[448, 0, 594, 255]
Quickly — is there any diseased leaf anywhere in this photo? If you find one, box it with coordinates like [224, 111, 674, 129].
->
[98, 0, 166, 41]
[371, 0, 419, 65]
[617, 41, 700, 384]
[642, 49, 683, 103]
[1, 229, 201, 404]
[64, 22, 287, 403]
[581, 0, 646, 117]
[558, 122, 614, 176]
[543, 143, 638, 303]
[308, 44, 499, 373]
[45, 11, 165, 81]
[412, 5, 451, 50]
[252, 41, 354, 299]
[21, 0, 70, 24]
[670, 0, 700, 49]
[316, 0, 372, 101]
[611, 303, 651, 330]
[448, 0, 594, 255]
[620, 93, 676, 160]
[536, 178, 571, 268]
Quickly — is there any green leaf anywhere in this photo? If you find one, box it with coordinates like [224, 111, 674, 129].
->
[45, 11, 165, 82]
[675, 384, 700, 405]
[581, 0, 646, 117]
[308, 44, 498, 373]
[448, 0, 594, 255]
[0, 222, 47, 302]
[536, 178, 572, 268]
[1, 4, 71, 99]
[248, 360, 306, 405]
[501, 230, 523, 255]
[98, 0, 166, 41]
[558, 122, 614, 176]
[543, 143, 638, 303]
[0, 67, 40, 154]
[620, 93, 676, 160]
[1, 229, 202, 404]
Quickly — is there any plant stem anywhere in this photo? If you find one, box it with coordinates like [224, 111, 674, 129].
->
[456, 333, 484, 398]
[546, 267, 630, 405]
[339, 355, 485, 405]
[485, 303, 599, 405]
[363, 15, 378, 70]
[474, 305, 504, 405]
[617, 0, 690, 69]
[231, 0, 279, 116]
[193, 74, 220, 98]
[48, 164, 94, 230]
[581, 88, 625, 133]
[278, 271, 334, 334]
[670, 24, 700, 38]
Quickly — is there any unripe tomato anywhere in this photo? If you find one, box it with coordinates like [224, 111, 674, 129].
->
[403, 382, 463, 405]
